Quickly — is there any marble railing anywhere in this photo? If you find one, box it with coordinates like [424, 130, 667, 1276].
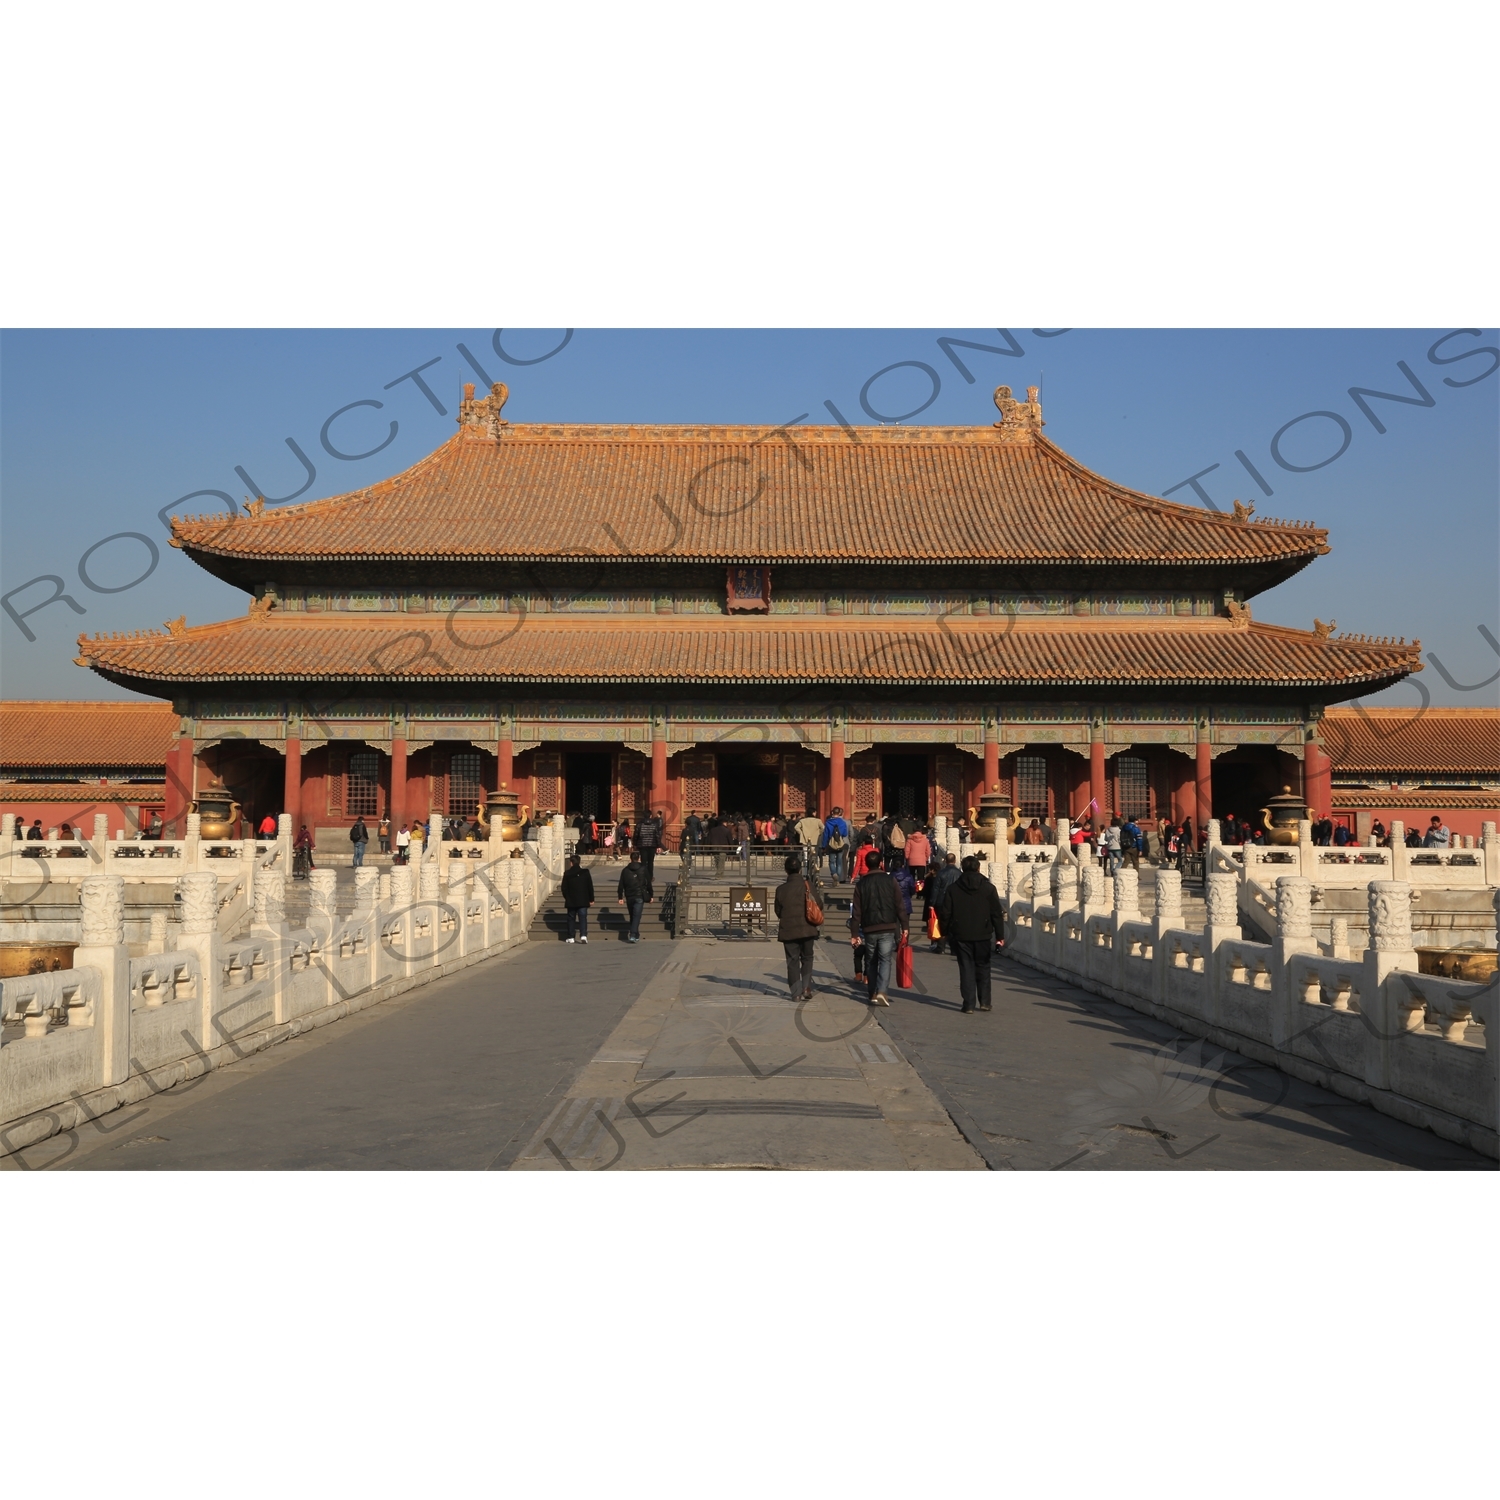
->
[1003, 866, 1499, 1158]
[0, 824, 566, 1155]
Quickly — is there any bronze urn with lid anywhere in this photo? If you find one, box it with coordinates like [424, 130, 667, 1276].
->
[1259, 785, 1308, 846]
[193, 784, 241, 840]
[481, 784, 525, 843]
[968, 784, 1018, 844]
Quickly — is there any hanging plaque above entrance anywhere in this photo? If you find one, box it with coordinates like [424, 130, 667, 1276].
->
[726, 566, 771, 613]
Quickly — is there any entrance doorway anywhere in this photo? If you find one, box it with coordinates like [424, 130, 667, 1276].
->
[565, 752, 613, 819]
[1211, 751, 1284, 827]
[881, 754, 928, 819]
[716, 752, 781, 817]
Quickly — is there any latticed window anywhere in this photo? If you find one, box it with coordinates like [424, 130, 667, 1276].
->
[847, 755, 879, 818]
[533, 753, 563, 816]
[1016, 755, 1048, 818]
[614, 754, 644, 816]
[448, 752, 482, 817]
[781, 756, 817, 818]
[934, 756, 964, 817]
[347, 752, 380, 818]
[681, 755, 715, 814]
[1117, 756, 1149, 821]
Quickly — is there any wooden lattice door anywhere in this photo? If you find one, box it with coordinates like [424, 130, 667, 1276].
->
[780, 755, 818, 818]
[615, 753, 646, 818]
[680, 754, 716, 816]
[847, 753, 879, 820]
[532, 752, 562, 817]
[934, 755, 965, 818]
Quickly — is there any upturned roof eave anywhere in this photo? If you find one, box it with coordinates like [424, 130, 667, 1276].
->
[177, 544, 1328, 568]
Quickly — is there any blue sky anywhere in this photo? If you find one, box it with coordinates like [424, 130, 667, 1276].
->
[2, 327, 1495, 707]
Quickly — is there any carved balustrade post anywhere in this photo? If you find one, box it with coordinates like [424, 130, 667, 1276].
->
[176, 871, 220, 1051]
[1360, 880, 1418, 1090]
[1112, 866, 1141, 923]
[74, 875, 130, 1086]
[308, 869, 338, 922]
[1052, 857, 1079, 915]
[1079, 863, 1110, 929]
[1153, 868, 1182, 937]
[1271, 875, 1318, 1044]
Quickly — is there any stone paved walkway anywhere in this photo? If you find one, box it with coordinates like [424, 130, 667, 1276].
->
[510, 940, 981, 1170]
[7, 931, 1491, 1172]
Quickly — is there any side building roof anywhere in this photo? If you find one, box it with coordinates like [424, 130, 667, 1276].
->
[0, 700, 178, 769]
[169, 385, 1330, 587]
[1321, 707, 1500, 776]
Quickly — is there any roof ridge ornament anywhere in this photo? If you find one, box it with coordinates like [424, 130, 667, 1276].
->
[163, 615, 187, 636]
[1225, 598, 1251, 628]
[993, 384, 1044, 441]
[1231, 498, 1256, 522]
[458, 381, 510, 441]
[1313, 617, 1336, 639]
[243, 495, 266, 518]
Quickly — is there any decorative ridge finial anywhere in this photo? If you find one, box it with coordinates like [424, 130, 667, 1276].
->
[163, 615, 187, 636]
[242, 495, 266, 518]
[992, 384, 1043, 440]
[458, 381, 510, 440]
[1313, 617, 1336, 640]
[1231, 498, 1256, 522]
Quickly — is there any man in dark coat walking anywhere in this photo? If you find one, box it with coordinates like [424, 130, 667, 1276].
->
[773, 854, 824, 1000]
[636, 809, 664, 896]
[349, 816, 369, 869]
[561, 853, 595, 944]
[924, 852, 962, 954]
[938, 855, 1006, 1013]
[850, 851, 903, 1006]
[616, 851, 650, 942]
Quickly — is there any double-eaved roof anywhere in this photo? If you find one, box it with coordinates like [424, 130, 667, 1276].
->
[79, 385, 1418, 701]
[77, 612, 1422, 693]
[169, 384, 1328, 582]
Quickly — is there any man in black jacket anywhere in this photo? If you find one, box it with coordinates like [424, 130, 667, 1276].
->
[704, 815, 733, 878]
[561, 854, 595, 944]
[938, 855, 1006, 1013]
[349, 816, 369, 869]
[636, 809, 664, 896]
[616, 852, 650, 942]
[851, 851, 903, 1006]
[924, 852, 962, 954]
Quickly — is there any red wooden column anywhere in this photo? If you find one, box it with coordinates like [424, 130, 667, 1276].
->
[1195, 724, 1213, 841]
[497, 735, 513, 790]
[164, 732, 194, 837]
[651, 736, 668, 815]
[1089, 739, 1106, 827]
[284, 736, 302, 830]
[983, 717, 1000, 793]
[1304, 736, 1332, 822]
[390, 736, 407, 827]
[830, 737, 846, 813]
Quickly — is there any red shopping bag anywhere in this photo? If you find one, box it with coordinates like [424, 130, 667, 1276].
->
[896, 932, 914, 989]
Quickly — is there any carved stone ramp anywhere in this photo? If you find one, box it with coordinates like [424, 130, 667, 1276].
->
[512, 940, 985, 1170]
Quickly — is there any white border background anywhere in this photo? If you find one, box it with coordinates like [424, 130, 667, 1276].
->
[3, 3, 1495, 1496]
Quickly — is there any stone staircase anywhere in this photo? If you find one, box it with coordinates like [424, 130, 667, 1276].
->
[529, 882, 678, 942]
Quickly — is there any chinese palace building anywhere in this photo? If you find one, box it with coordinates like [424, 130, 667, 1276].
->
[73, 382, 1431, 841]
